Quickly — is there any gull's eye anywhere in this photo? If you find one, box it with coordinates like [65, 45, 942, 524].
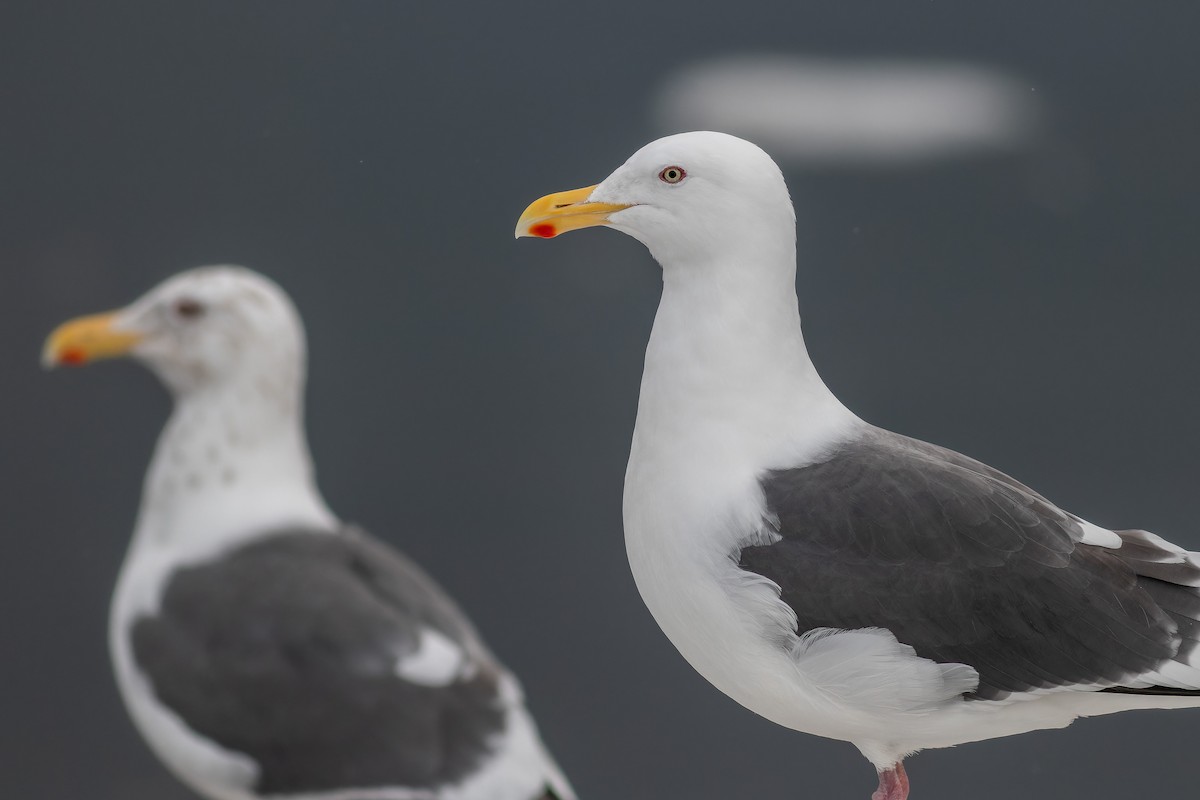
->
[658, 166, 686, 184]
[172, 298, 206, 321]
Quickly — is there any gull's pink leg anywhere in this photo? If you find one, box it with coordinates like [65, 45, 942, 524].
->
[871, 762, 909, 800]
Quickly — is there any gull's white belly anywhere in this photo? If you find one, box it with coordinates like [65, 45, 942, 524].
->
[620, 488, 1200, 763]
[620, 516, 1092, 756]
[621, 485, 880, 745]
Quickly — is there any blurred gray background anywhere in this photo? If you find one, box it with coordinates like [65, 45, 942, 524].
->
[4, 2, 1200, 798]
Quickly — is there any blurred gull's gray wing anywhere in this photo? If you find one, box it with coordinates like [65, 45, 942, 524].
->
[131, 526, 517, 796]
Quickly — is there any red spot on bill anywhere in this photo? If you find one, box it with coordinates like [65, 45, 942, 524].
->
[60, 347, 87, 366]
[530, 224, 557, 239]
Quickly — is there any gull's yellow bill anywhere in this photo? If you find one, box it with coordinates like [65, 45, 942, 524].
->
[42, 311, 142, 369]
[514, 185, 630, 239]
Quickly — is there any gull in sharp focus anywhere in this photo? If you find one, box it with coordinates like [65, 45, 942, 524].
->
[43, 265, 574, 800]
[515, 131, 1200, 800]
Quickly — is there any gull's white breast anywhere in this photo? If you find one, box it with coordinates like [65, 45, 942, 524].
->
[622, 428, 883, 744]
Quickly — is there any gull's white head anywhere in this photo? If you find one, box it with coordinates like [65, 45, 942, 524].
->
[517, 131, 795, 266]
[43, 265, 305, 400]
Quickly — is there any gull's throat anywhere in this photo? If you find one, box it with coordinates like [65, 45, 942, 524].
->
[634, 252, 856, 473]
[132, 384, 335, 556]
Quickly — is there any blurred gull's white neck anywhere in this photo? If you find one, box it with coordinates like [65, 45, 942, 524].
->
[131, 380, 336, 562]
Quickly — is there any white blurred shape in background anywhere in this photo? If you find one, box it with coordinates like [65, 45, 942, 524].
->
[655, 56, 1042, 166]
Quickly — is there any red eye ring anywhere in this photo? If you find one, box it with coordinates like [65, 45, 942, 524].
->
[658, 165, 686, 184]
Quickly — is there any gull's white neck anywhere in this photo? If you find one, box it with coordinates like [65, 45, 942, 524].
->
[621, 226, 861, 706]
[629, 245, 857, 484]
[131, 378, 336, 562]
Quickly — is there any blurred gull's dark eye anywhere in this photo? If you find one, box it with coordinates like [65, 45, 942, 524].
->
[659, 166, 686, 184]
[173, 298, 205, 320]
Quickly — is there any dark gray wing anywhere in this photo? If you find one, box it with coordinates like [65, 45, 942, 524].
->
[131, 527, 524, 796]
[738, 427, 1200, 701]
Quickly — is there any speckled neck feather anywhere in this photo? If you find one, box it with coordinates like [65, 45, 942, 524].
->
[133, 376, 335, 557]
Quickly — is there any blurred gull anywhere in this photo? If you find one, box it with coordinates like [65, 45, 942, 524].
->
[655, 56, 1040, 165]
[43, 266, 574, 800]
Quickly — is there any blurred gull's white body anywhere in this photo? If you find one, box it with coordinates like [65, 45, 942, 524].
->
[47, 267, 573, 800]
